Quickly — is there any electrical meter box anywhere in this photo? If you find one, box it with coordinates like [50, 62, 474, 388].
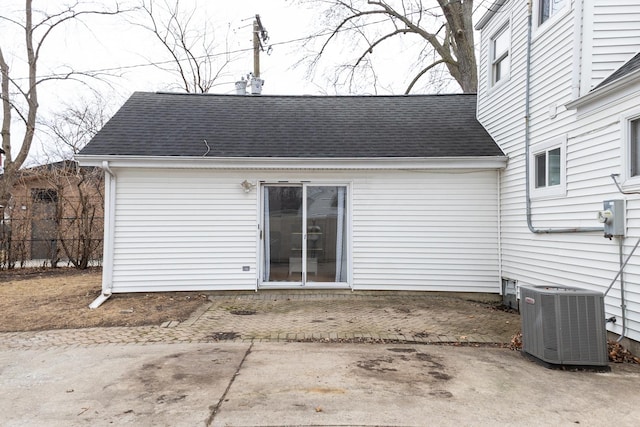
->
[600, 199, 625, 238]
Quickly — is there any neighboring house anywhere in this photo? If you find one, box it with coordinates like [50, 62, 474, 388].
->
[76, 93, 507, 307]
[476, 0, 640, 349]
[0, 161, 104, 268]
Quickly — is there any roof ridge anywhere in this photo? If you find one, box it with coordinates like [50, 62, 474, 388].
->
[149, 91, 475, 98]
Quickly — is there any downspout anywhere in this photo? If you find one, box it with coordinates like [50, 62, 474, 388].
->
[497, 169, 503, 290]
[524, 1, 627, 342]
[89, 160, 116, 309]
[617, 237, 626, 341]
[524, 0, 602, 234]
[570, 0, 584, 99]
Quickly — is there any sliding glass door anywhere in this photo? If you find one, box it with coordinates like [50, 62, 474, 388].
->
[262, 184, 347, 285]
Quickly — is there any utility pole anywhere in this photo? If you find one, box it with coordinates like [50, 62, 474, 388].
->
[253, 14, 268, 78]
[236, 14, 269, 95]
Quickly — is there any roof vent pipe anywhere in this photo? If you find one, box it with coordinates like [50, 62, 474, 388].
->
[235, 78, 248, 95]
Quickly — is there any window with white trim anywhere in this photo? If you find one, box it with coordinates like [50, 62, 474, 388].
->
[621, 110, 640, 190]
[630, 118, 640, 177]
[538, 0, 567, 26]
[535, 147, 561, 188]
[530, 136, 566, 198]
[490, 25, 510, 86]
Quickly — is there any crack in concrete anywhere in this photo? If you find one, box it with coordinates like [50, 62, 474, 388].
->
[205, 341, 253, 426]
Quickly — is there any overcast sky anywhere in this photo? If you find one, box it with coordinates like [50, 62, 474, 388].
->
[2, 1, 323, 98]
[1, 0, 491, 165]
[1, 0, 329, 163]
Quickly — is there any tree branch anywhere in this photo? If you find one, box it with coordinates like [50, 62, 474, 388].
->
[0, 0, 129, 210]
[354, 28, 412, 68]
[313, 9, 389, 67]
[303, 0, 477, 93]
[367, 1, 454, 65]
[134, 0, 226, 93]
[0, 47, 12, 164]
[404, 58, 445, 94]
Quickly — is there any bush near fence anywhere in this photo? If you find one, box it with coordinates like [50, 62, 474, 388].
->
[0, 162, 104, 270]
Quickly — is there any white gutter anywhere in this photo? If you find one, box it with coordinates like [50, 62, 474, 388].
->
[475, 0, 508, 31]
[570, 0, 584, 99]
[566, 67, 640, 110]
[75, 155, 508, 171]
[89, 160, 116, 309]
[497, 169, 503, 292]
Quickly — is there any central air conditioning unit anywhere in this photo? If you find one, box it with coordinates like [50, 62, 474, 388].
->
[520, 285, 608, 367]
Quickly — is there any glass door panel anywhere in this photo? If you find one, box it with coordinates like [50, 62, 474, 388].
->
[262, 184, 347, 285]
[306, 186, 347, 283]
[263, 186, 302, 282]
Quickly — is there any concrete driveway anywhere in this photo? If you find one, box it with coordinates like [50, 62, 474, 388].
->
[2, 342, 640, 426]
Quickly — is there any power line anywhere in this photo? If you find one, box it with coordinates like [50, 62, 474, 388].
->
[10, 4, 467, 82]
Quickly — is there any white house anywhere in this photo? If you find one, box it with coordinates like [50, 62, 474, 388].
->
[76, 93, 507, 308]
[476, 0, 640, 349]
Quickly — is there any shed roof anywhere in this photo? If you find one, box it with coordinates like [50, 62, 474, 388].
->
[593, 52, 640, 90]
[79, 92, 503, 159]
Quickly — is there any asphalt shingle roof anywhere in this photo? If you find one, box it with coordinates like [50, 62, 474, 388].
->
[79, 92, 503, 158]
[593, 52, 640, 90]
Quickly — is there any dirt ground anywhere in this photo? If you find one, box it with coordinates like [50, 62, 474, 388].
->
[1, 268, 638, 365]
[0, 268, 209, 332]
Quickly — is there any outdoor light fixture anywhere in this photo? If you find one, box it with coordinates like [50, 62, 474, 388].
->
[240, 180, 256, 193]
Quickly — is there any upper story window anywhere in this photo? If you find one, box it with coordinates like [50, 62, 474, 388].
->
[539, 0, 567, 26]
[620, 110, 640, 191]
[490, 25, 510, 87]
[629, 118, 640, 177]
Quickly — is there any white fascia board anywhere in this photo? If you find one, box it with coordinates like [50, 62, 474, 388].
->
[566, 69, 640, 110]
[475, 0, 508, 30]
[75, 155, 508, 170]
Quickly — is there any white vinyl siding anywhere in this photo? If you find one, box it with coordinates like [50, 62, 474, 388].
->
[478, 0, 640, 343]
[584, 0, 640, 90]
[111, 169, 258, 292]
[351, 170, 500, 293]
[107, 168, 501, 294]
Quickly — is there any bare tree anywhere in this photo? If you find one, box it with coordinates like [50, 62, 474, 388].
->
[37, 96, 110, 269]
[48, 162, 104, 269]
[44, 94, 111, 160]
[302, 0, 477, 94]
[1, 162, 104, 270]
[135, 0, 232, 93]
[0, 0, 125, 217]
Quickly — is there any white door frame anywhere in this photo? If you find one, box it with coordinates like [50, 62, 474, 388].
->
[258, 181, 351, 289]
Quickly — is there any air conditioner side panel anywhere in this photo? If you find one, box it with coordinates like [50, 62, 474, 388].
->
[520, 287, 547, 361]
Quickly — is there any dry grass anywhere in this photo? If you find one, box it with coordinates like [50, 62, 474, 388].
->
[0, 268, 209, 332]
